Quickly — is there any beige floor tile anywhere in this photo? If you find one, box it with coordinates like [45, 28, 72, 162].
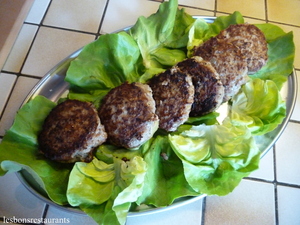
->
[216, 12, 266, 23]
[291, 70, 300, 121]
[267, 0, 300, 26]
[0, 76, 39, 136]
[217, 0, 266, 19]
[100, 0, 161, 34]
[21, 27, 95, 77]
[178, 0, 215, 10]
[182, 7, 214, 17]
[205, 179, 275, 224]
[0, 73, 16, 115]
[25, 0, 50, 24]
[277, 185, 300, 225]
[275, 122, 300, 185]
[3, 24, 38, 73]
[43, 0, 107, 33]
[248, 148, 274, 181]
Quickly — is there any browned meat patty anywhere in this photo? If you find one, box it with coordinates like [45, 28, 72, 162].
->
[194, 37, 249, 102]
[99, 82, 159, 149]
[148, 67, 194, 131]
[216, 24, 268, 73]
[176, 56, 224, 116]
[38, 99, 107, 163]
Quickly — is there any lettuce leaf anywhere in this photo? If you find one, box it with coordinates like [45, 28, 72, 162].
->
[250, 30, 295, 89]
[187, 11, 244, 56]
[65, 31, 145, 104]
[169, 119, 261, 196]
[136, 136, 198, 207]
[67, 159, 115, 206]
[128, 0, 189, 69]
[0, 95, 72, 205]
[67, 149, 147, 225]
[229, 78, 286, 135]
[65, 0, 194, 104]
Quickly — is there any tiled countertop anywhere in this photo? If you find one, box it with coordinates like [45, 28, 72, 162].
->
[0, 0, 299, 224]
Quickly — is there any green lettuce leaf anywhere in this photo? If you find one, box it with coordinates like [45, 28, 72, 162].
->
[65, 31, 144, 91]
[0, 95, 72, 205]
[112, 156, 147, 225]
[187, 11, 244, 56]
[185, 112, 219, 126]
[187, 18, 210, 57]
[250, 30, 295, 89]
[207, 11, 244, 37]
[128, 0, 193, 69]
[136, 136, 198, 207]
[169, 119, 260, 196]
[229, 78, 286, 135]
[68, 147, 146, 225]
[67, 158, 115, 206]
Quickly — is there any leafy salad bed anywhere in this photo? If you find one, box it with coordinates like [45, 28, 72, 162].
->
[0, 0, 295, 224]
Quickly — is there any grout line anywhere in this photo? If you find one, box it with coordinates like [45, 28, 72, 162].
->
[0, 74, 18, 122]
[267, 20, 300, 29]
[24, 22, 99, 36]
[276, 182, 300, 189]
[17, 25, 40, 75]
[40, 0, 53, 26]
[96, 0, 110, 38]
[214, 0, 217, 16]
[289, 119, 300, 124]
[41, 204, 49, 225]
[274, 183, 279, 225]
[273, 145, 279, 225]
[201, 197, 207, 225]
[0, 70, 42, 79]
[244, 176, 275, 184]
[0, 23, 42, 121]
[0, 0, 55, 130]
[17, 0, 55, 75]
[178, 4, 215, 14]
[264, 0, 269, 22]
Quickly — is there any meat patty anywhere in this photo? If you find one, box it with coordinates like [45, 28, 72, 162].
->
[217, 24, 268, 73]
[176, 56, 224, 116]
[38, 99, 107, 163]
[194, 37, 249, 102]
[99, 82, 159, 149]
[148, 67, 194, 131]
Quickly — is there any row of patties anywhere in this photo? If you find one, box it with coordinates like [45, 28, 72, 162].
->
[38, 23, 268, 163]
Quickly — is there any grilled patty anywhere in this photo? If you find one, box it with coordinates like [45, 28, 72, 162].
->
[38, 99, 107, 163]
[194, 37, 249, 102]
[217, 24, 268, 73]
[99, 82, 159, 149]
[148, 67, 194, 131]
[176, 56, 224, 116]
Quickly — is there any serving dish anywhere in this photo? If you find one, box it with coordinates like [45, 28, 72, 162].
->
[16, 16, 298, 217]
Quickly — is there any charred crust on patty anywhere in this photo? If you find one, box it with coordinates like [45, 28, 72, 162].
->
[38, 99, 107, 163]
[148, 67, 194, 131]
[176, 56, 224, 116]
[98, 82, 159, 149]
